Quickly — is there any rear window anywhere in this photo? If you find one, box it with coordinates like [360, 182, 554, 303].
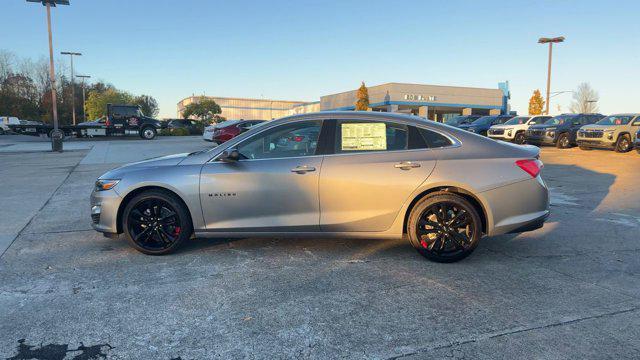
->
[419, 128, 453, 148]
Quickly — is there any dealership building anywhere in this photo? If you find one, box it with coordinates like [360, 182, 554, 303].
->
[177, 82, 510, 122]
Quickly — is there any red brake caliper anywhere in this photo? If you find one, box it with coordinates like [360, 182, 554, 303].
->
[174, 226, 181, 236]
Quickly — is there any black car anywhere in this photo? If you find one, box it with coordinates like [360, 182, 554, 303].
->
[444, 115, 482, 128]
[526, 113, 604, 148]
[166, 119, 203, 135]
[459, 115, 514, 136]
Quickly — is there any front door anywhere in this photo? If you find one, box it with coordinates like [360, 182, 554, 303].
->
[319, 119, 438, 232]
[200, 120, 323, 232]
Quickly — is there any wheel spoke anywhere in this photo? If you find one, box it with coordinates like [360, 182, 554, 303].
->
[131, 209, 150, 222]
[159, 211, 176, 223]
[159, 227, 176, 243]
[134, 227, 153, 242]
[449, 231, 469, 250]
[419, 219, 441, 229]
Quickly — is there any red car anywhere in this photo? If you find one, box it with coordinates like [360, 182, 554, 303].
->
[203, 120, 266, 143]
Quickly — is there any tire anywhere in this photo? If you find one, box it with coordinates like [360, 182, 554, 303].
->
[122, 190, 193, 255]
[615, 134, 632, 153]
[556, 133, 571, 149]
[514, 132, 526, 145]
[407, 192, 482, 263]
[140, 126, 157, 140]
[0, 128, 5, 135]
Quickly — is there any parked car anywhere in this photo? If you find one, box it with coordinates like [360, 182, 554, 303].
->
[488, 115, 552, 144]
[91, 112, 549, 263]
[202, 119, 266, 143]
[1, 116, 20, 135]
[444, 115, 482, 128]
[459, 115, 515, 136]
[526, 113, 604, 148]
[166, 119, 203, 135]
[635, 129, 640, 154]
[577, 114, 640, 152]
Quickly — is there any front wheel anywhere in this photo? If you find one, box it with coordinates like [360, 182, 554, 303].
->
[122, 190, 193, 255]
[556, 133, 571, 149]
[615, 134, 632, 153]
[407, 192, 482, 263]
[514, 132, 526, 145]
[0, 128, 5, 135]
[140, 126, 157, 140]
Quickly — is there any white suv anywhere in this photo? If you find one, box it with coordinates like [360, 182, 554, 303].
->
[488, 115, 551, 144]
[0, 116, 20, 135]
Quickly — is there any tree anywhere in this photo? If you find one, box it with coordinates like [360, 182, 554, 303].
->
[85, 88, 133, 119]
[528, 89, 545, 115]
[133, 95, 159, 117]
[570, 82, 599, 113]
[182, 97, 222, 122]
[355, 81, 369, 111]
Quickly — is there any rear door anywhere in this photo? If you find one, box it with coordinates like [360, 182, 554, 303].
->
[319, 119, 437, 232]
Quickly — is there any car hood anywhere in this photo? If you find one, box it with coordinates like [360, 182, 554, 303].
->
[528, 124, 554, 130]
[580, 124, 618, 131]
[98, 153, 189, 179]
[489, 124, 512, 130]
[458, 124, 472, 129]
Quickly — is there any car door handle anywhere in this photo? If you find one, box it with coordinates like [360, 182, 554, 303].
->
[394, 161, 421, 170]
[291, 165, 316, 174]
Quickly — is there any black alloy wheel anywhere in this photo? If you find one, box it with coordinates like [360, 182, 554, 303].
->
[615, 134, 632, 153]
[514, 132, 526, 145]
[123, 190, 192, 255]
[407, 192, 481, 262]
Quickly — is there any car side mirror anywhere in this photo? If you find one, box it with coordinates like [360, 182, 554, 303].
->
[219, 149, 240, 162]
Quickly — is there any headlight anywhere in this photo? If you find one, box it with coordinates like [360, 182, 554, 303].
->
[507, 129, 513, 137]
[95, 179, 120, 191]
[468, 128, 476, 133]
[547, 130, 555, 137]
[605, 131, 614, 140]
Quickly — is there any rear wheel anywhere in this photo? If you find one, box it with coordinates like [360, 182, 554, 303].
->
[556, 133, 571, 149]
[514, 132, 526, 145]
[140, 126, 157, 140]
[122, 190, 192, 255]
[615, 134, 632, 153]
[407, 192, 482, 263]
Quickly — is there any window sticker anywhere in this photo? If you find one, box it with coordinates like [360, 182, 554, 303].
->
[341, 123, 387, 151]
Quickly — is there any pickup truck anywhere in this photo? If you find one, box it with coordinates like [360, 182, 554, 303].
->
[1, 116, 21, 135]
[8, 104, 166, 140]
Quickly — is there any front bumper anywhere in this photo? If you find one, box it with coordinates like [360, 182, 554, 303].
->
[90, 189, 123, 234]
[488, 132, 515, 141]
[576, 138, 616, 149]
[526, 134, 556, 146]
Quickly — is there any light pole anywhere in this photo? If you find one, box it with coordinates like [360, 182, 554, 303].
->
[27, 0, 70, 152]
[61, 51, 82, 125]
[76, 74, 90, 121]
[538, 36, 565, 115]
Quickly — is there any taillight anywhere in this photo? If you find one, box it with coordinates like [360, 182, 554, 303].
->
[105, 119, 111, 127]
[516, 159, 543, 178]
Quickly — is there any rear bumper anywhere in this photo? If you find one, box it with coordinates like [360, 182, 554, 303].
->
[482, 176, 550, 236]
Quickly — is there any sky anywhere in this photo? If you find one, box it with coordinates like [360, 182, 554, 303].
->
[1, 0, 639, 118]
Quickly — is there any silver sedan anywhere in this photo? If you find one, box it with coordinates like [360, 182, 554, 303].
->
[91, 112, 549, 262]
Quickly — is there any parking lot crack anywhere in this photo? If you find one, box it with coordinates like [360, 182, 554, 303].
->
[386, 306, 640, 359]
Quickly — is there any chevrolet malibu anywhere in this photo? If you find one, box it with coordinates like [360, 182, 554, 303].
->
[91, 112, 549, 262]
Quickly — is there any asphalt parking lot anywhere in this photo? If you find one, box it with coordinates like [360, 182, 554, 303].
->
[1, 136, 640, 359]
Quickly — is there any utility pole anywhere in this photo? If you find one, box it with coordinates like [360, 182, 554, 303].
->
[76, 74, 90, 121]
[27, 0, 70, 152]
[61, 51, 82, 125]
[538, 36, 565, 115]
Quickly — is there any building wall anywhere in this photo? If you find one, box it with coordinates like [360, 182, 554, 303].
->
[177, 96, 309, 120]
[320, 83, 504, 111]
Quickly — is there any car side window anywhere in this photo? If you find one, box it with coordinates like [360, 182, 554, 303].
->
[419, 128, 453, 148]
[335, 120, 409, 153]
[632, 116, 640, 126]
[236, 120, 322, 160]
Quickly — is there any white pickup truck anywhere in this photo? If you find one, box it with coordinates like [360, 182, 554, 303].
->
[488, 115, 552, 144]
[0, 116, 21, 135]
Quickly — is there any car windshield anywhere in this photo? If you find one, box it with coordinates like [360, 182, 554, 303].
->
[504, 116, 530, 125]
[446, 116, 473, 125]
[544, 115, 572, 125]
[472, 116, 497, 126]
[596, 115, 634, 126]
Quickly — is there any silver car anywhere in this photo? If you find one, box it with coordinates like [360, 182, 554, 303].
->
[91, 112, 549, 262]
